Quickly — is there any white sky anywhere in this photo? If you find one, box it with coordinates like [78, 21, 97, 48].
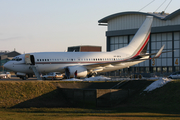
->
[0, 0, 179, 53]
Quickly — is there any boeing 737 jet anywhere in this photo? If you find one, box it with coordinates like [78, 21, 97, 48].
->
[4, 16, 165, 80]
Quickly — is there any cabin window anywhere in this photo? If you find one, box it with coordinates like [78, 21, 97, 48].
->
[37, 59, 39, 61]
[47, 59, 49, 61]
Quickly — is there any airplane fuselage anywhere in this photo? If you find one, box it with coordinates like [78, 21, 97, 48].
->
[5, 51, 144, 74]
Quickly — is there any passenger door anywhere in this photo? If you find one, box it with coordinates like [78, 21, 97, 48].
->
[25, 54, 35, 65]
[25, 54, 31, 64]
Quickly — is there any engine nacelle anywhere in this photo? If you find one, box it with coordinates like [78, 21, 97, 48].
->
[16, 72, 26, 77]
[65, 66, 87, 78]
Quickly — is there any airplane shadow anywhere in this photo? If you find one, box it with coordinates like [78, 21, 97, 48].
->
[12, 88, 71, 108]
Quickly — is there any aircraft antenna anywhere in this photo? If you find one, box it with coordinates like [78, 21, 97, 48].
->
[139, 0, 155, 12]
[164, 0, 172, 12]
[154, 0, 167, 12]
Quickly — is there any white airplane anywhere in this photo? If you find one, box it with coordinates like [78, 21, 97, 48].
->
[3, 16, 165, 80]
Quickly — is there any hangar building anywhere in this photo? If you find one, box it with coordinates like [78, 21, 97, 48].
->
[98, 9, 180, 75]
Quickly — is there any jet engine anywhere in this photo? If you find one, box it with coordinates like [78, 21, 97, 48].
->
[65, 66, 87, 78]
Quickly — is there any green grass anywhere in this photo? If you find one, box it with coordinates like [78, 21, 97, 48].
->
[0, 108, 180, 120]
[0, 81, 57, 108]
[125, 80, 180, 114]
[0, 80, 180, 119]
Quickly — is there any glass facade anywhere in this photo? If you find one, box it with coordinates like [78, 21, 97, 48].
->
[174, 32, 180, 71]
[110, 36, 129, 51]
[109, 32, 180, 75]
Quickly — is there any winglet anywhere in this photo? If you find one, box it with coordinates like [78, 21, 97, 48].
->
[153, 44, 165, 58]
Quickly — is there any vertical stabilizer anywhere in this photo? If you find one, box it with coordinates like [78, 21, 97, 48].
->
[112, 16, 153, 58]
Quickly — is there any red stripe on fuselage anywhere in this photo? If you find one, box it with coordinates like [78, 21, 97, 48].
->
[131, 33, 150, 59]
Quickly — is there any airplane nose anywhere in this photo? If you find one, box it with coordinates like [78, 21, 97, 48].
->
[3, 62, 12, 70]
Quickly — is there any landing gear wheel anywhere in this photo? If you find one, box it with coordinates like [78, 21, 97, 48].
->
[22, 76, 27, 80]
[87, 73, 96, 78]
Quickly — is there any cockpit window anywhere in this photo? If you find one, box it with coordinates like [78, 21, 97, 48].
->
[12, 57, 22, 61]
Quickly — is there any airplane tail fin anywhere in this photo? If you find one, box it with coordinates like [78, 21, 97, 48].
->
[112, 16, 153, 59]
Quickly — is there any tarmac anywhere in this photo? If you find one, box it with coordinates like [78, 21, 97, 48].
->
[0, 76, 38, 81]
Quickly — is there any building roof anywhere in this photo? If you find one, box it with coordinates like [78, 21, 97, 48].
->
[0, 51, 21, 59]
[5, 51, 21, 57]
[98, 9, 180, 23]
[0, 51, 10, 56]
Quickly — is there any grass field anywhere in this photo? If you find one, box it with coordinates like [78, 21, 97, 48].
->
[0, 80, 180, 119]
[0, 108, 180, 120]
